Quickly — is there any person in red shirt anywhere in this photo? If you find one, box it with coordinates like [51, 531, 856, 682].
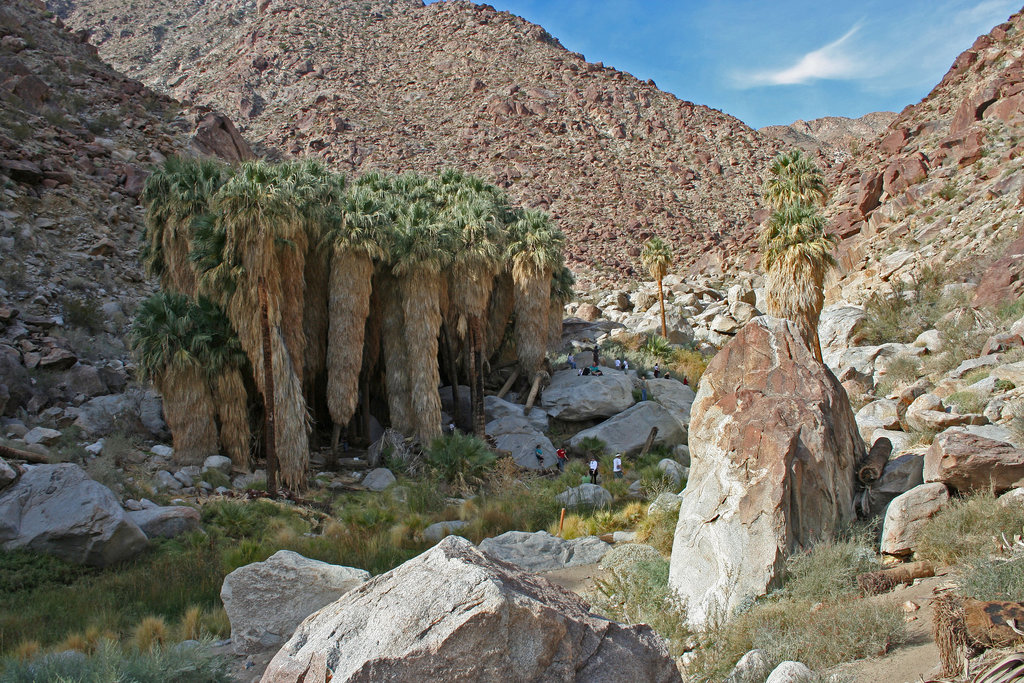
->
[555, 447, 567, 473]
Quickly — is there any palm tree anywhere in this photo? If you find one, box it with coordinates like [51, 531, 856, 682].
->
[211, 160, 309, 490]
[762, 149, 827, 210]
[388, 182, 453, 443]
[548, 263, 575, 351]
[434, 170, 507, 437]
[141, 156, 227, 296]
[507, 208, 565, 378]
[760, 203, 837, 361]
[323, 176, 388, 446]
[641, 237, 673, 339]
[131, 292, 219, 464]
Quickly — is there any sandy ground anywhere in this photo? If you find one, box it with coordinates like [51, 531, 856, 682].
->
[539, 562, 603, 595]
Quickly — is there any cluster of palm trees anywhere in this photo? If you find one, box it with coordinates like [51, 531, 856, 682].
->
[132, 157, 571, 490]
[758, 150, 837, 361]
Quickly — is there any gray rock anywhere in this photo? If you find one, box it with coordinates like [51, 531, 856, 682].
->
[155, 470, 182, 491]
[674, 444, 691, 466]
[870, 429, 915, 455]
[23, 427, 61, 446]
[818, 304, 867, 353]
[999, 487, 1024, 506]
[222, 549, 370, 654]
[68, 389, 167, 438]
[765, 661, 818, 683]
[855, 399, 901, 444]
[914, 329, 943, 353]
[0, 463, 147, 566]
[824, 342, 922, 392]
[487, 415, 557, 469]
[479, 530, 611, 572]
[867, 453, 925, 515]
[540, 369, 635, 421]
[556, 483, 613, 509]
[568, 402, 685, 456]
[658, 458, 688, 488]
[0, 457, 18, 490]
[422, 520, 469, 544]
[484, 395, 548, 432]
[172, 470, 194, 487]
[127, 506, 200, 539]
[880, 483, 949, 556]
[635, 307, 695, 345]
[203, 455, 232, 475]
[906, 393, 987, 432]
[151, 444, 173, 458]
[61, 364, 107, 399]
[648, 492, 683, 516]
[362, 468, 396, 491]
[648, 378, 697, 430]
[726, 649, 773, 683]
[262, 537, 679, 682]
[948, 355, 1001, 380]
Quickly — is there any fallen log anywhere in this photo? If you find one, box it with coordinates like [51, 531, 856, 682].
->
[0, 443, 49, 464]
[639, 426, 659, 458]
[857, 436, 893, 485]
[857, 560, 935, 595]
[933, 594, 1024, 677]
[496, 367, 520, 400]
[523, 371, 548, 414]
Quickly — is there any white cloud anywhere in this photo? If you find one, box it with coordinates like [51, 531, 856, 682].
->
[740, 25, 864, 87]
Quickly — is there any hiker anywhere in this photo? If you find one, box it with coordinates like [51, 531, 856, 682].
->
[663, 371, 671, 380]
[641, 378, 648, 401]
[592, 345, 600, 366]
[556, 447, 567, 472]
[683, 376, 689, 386]
[581, 366, 591, 376]
[568, 353, 576, 370]
[589, 364, 603, 376]
[448, 422, 456, 435]
[614, 358, 622, 370]
[588, 458, 599, 485]
[623, 359, 629, 372]
[613, 453, 623, 479]
[535, 444, 544, 469]
[653, 363, 660, 378]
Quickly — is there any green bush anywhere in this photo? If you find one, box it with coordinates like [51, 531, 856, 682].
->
[782, 536, 878, 603]
[917, 492, 1024, 565]
[424, 433, 496, 485]
[860, 267, 964, 345]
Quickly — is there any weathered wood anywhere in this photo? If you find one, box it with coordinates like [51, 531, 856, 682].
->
[639, 426, 659, 458]
[857, 436, 893, 485]
[523, 371, 547, 414]
[496, 367, 520, 400]
[933, 594, 1024, 677]
[0, 443, 46, 464]
[857, 560, 934, 595]
[964, 599, 1024, 648]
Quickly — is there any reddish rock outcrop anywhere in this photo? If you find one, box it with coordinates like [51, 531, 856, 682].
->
[190, 112, 255, 163]
[924, 427, 1024, 493]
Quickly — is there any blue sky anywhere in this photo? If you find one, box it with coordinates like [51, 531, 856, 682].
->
[435, 0, 1021, 128]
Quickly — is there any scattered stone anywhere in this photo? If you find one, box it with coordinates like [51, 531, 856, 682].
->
[422, 520, 469, 543]
[127, 505, 200, 539]
[924, 427, 1024, 493]
[202, 455, 232, 475]
[222, 550, 370, 654]
[151, 444, 173, 458]
[155, 470, 183, 491]
[23, 427, 62, 446]
[765, 661, 818, 683]
[867, 453, 925, 515]
[362, 467, 396, 491]
[726, 649, 773, 683]
[658, 458, 687, 488]
[881, 483, 949, 556]
[906, 393, 987, 432]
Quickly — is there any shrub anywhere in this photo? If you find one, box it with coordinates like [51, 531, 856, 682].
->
[200, 468, 230, 489]
[61, 296, 104, 333]
[782, 536, 878, 603]
[860, 266, 964, 345]
[574, 436, 606, 458]
[945, 391, 985, 415]
[917, 492, 1024, 565]
[669, 347, 708, 385]
[424, 433, 496, 486]
[958, 554, 1024, 601]
[634, 508, 678, 556]
[133, 616, 168, 652]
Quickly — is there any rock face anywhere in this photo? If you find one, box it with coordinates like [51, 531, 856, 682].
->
[647, 378, 697, 428]
[540, 370, 635, 421]
[881, 482, 949, 556]
[0, 463, 148, 566]
[669, 317, 860, 627]
[127, 505, 200, 539]
[568, 401, 685, 456]
[262, 536, 679, 683]
[555, 483, 614, 509]
[221, 550, 370, 654]
[924, 427, 1024, 493]
[479, 530, 611, 572]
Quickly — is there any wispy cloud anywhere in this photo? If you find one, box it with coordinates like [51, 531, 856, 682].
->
[738, 24, 864, 87]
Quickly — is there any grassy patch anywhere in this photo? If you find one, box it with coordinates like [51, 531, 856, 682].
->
[860, 266, 965, 345]
[782, 536, 879, 603]
[957, 554, 1024, 601]
[916, 492, 1024, 565]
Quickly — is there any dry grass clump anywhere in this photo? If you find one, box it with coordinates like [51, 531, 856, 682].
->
[916, 492, 1024, 565]
[634, 509, 678, 556]
[133, 616, 168, 652]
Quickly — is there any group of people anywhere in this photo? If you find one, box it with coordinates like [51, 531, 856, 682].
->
[568, 347, 629, 376]
[535, 444, 624, 484]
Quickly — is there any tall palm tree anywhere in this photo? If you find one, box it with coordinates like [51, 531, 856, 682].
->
[141, 156, 228, 296]
[131, 292, 219, 465]
[507, 208, 565, 378]
[388, 185, 453, 443]
[434, 170, 507, 437]
[641, 237, 673, 339]
[548, 263, 575, 351]
[211, 160, 309, 490]
[760, 203, 837, 361]
[323, 176, 388, 446]
[762, 149, 827, 210]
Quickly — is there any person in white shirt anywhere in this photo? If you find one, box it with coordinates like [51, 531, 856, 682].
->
[588, 458, 599, 484]
[613, 454, 623, 478]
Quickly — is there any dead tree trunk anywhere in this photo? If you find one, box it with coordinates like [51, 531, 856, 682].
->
[857, 436, 893, 485]
[857, 560, 934, 595]
[0, 443, 46, 464]
[259, 278, 279, 498]
[640, 426, 659, 457]
[524, 371, 547, 414]
[497, 367, 520, 400]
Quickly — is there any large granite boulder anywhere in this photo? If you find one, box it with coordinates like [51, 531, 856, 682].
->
[487, 414, 557, 469]
[906, 393, 987, 432]
[648, 378, 697, 429]
[669, 317, 860, 627]
[818, 304, 867, 352]
[222, 550, 370, 654]
[555, 483, 613, 509]
[635, 307, 695, 345]
[880, 483, 949, 556]
[0, 463, 148, 566]
[484, 395, 548, 432]
[540, 369, 635, 421]
[262, 536, 679, 682]
[67, 388, 167, 438]
[924, 427, 1024, 493]
[127, 506, 200, 539]
[855, 399, 901, 444]
[568, 401, 685, 456]
[479, 530, 611, 572]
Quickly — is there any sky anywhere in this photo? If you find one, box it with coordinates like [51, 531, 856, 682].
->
[431, 0, 1022, 129]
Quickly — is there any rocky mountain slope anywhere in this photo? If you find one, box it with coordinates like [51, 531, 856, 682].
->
[51, 0, 783, 283]
[824, 9, 1024, 304]
[0, 0, 250, 418]
[760, 111, 896, 160]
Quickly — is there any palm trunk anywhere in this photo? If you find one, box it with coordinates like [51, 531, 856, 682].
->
[302, 240, 330, 408]
[326, 249, 373, 431]
[441, 323, 462, 428]
[380, 274, 413, 434]
[485, 270, 515, 363]
[400, 266, 443, 443]
[157, 365, 218, 465]
[547, 299, 564, 351]
[278, 231, 308, 387]
[513, 268, 551, 377]
[657, 278, 667, 339]
[258, 279, 279, 496]
[162, 218, 198, 296]
[213, 368, 251, 472]
[470, 316, 486, 437]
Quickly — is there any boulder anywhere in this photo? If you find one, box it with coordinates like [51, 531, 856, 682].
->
[993, 361, 1024, 387]
[23, 427, 61, 446]
[924, 427, 1024, 493]
[480, 530, 611, 572]
[556, 483, 613, 509]
[0, 457, 18, 490]
[726, 649, 772, 683]
[905, 393, 987, 432]
[0, 463, 148, 566]
[422, 520, 469, 543]
[658, 458, 688, 488]
[191, 112, 255, 163]
[669, 317, 859, 627]
[68, 389, 167, 438]
[648, 378, 697, 428]
[871, 428, 915, 454]
[568, 402, 685, 456]
[222, 549, 370, 654]
[867, 453, 925, 515]
[127, 506, 200, 539]
[824, 343, 921, 392]
[483, 395, 548, 432]
[635, 307, 695, 345]
[362, 468, 396, 491]
[648, 492, 683, 516]
[855, 399, 901, 444]
[202, 455, 233, 475]
[487, 415, 556, 469]
[262, 537, 678, 682]
[880, 483, 949, 556]
[540, 369, 635, 421]
[818, 305, 867, 352]
[765, 661, 817, 683]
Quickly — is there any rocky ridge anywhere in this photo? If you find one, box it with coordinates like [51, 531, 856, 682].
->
[760, 111, 897, 160]
[52, 0, 783, 285]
